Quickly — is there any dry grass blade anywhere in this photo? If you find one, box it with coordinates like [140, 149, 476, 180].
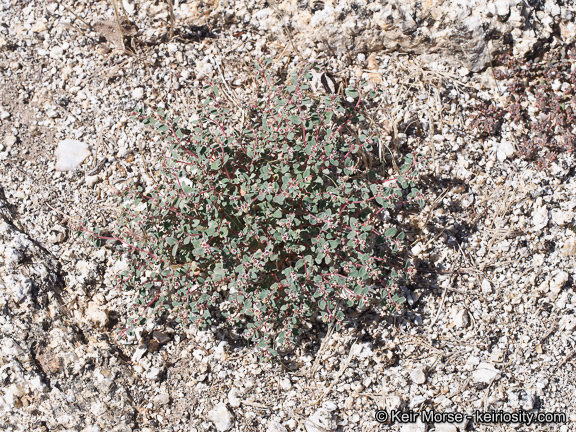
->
[308, 324, 335, 378]
[310, 338, 356, 405]
[109, 0, 126, 47]
[166, 0, 175, 39]
[53, 0, 92, 30]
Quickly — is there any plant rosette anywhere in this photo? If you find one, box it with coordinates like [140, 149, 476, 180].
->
[85, 61, 423, 358]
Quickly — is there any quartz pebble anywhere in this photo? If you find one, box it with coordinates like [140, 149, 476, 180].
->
[207, 403, 234, 432]
[472, 363, 501, 384]
[410, 367, 426, 385]
[55, 139, 91, 171]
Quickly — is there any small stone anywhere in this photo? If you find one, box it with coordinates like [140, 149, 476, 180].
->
[350, 341, 373, 358]
[90, 401, 108, 416]
[279, 377, 292, 391]
[496, 140, 514, 161]
[132, 87, 144, 100]
[207, 403, 234, 432]
[152, 330, 171, 344]
[533, 253, 545, 267]
[148, 339, 160, 352]
[551, 210, 574, 226]
[322, 401, 338, 412]
[472, 362, 501, 384]
[453, 309, 469, 329]
[267, 420, 288, 432]
[549, 271, 569, 298]
[490, 348, 503, 362]
[85, 302, 108, 327]
[85, 174, 102, 187]
[0, 110, 10, 120]
[410, 367, 426, 385]
[494, 0, 510, 16]
[50, 46, 64, 59]
[409, 395, 428, 408]
[228, 388, 241, 408]
[304, 408, 336, 432]
[533, 205, 549, 230]
[481, 279, 492, 294]
[5, 134, 17, 147]
[55, 139, 91, 171]
[561, 238, 576, 257]
[146, 367, 163, 381]
[153, 393, 170, 405]
[132, 344, 147, 362]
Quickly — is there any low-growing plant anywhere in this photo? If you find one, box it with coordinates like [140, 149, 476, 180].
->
[87, 62, 422, 357]
[469, 44, 576, 169]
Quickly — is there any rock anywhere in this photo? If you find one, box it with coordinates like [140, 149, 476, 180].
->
[267, 420, 288, 432]
[214, 341, 229, 360]
[472, 362, 501, 384]
[560, 315, 576, 331]
[490, 348, 503, 362]
[561, 238, 576, 257]
[481, 279, 492, 294]
[533, 253, 545, 267]
[453, 309, 470, 329]
[132, 344, 148, 362]
[279, 377, 292, 391]
[153, 393, 170, 405]
[551, 210, 574, 226]
[55, 139, 91, 171]
[5, 134, 17, 148]
[350, 341, 373, 358]
[508, 390, 536, 410]
[496, 140, 515, 161]
[207, 403, 234, 432]
[85, 174, 102, 187]
[94, 368, 115, 392]
[132, 87, 144, 100]
[549, 271, 569, 298]
[0, 110, 10, 120]
[494, 0, 510, 16]
[304, 408, 337, 432]
[410, 367, 426, 385]
[85, 302, 108, 327]
[48, 225, 66, 244]
[533, 205, 549, 230]
[409, 395, 428, 408]
[177, 0, 561, 72]
[322, 401, 338, 412]
[228, 388, 241, 408]
[152, 330, 171, 344]
[146, 367, 163, 381]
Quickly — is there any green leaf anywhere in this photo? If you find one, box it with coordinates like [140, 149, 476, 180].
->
[385, 227, 397, 237]
[166, 237, 177, 245]
[345, 89, 359, 98]
[289, 115, 301, 125]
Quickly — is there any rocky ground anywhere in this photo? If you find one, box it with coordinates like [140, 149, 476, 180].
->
[1, 1, 576, 431]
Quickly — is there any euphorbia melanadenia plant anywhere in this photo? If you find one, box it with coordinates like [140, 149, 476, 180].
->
[86, 61, 423, 358]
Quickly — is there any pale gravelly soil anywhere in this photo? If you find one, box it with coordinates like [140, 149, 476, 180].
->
[1, 1, 576, 432]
